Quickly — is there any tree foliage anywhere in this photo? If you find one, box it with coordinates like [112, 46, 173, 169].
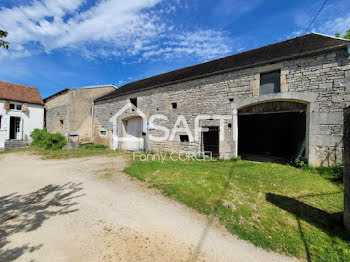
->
[335, 29, 350, 39]
[0, 30, 9, 49]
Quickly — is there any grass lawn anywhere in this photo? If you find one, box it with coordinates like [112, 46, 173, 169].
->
[124, 159, 350, 262]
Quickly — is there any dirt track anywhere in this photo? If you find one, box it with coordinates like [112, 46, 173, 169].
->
[0, 152, 297, 262]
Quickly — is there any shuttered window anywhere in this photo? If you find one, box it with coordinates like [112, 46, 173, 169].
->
[260, 70, 281, 95]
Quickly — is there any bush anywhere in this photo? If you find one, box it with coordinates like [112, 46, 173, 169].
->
[30, 128, 66, 150]
[293, 156, 343, 182]
[317, 164, 344, 182]
[293, 156, 308, 169]
[79, 143, 107, 150]
[30, 128, 48, 147]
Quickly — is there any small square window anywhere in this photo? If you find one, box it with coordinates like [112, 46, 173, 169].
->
[10, 103, 15, 110]
[60, 120, 64, 125]
[130, 98, 137, 107]
[179, 135, 189, 142]
[172, 102, 177, 109]
[229, 98, 233, 102]
[260, 70, 281, 95]
[16, 104, 22, 111]
[100, 130, 107, 136]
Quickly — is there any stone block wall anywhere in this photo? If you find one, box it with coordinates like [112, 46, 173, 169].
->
[45, 104, 69, 135]
[344, 106, 350, 232]
[45, 86, 115, 143]
[45, 91, 70, 135]
[94, 48, 350, 165]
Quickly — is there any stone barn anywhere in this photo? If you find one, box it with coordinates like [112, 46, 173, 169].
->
[93, 33, 350, 167]
[44, 85, 115, 143]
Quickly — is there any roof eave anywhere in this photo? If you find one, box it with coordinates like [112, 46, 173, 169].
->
[96, 43, 349, 103]
[43, 88, 69, 102]
[0, 98, 44, 106]
[44, 85, 117, 102]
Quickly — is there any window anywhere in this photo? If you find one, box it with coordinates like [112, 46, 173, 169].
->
[229, 98, 233, 102]
[60, 120, 64, 125]
[179, 135, 189, 142]
[9, 103, 22, 111]
[260, 70, 280, 95]
[171, 102, 177, 109]
[130, 98, 137, 107]
[0, 115, 2, 129]
[100, 130, 107, 136]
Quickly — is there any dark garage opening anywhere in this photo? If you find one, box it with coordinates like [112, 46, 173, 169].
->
[238, 102, 306, 164]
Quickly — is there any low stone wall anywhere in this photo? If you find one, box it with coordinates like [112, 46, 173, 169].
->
[344, 106, 350, 232]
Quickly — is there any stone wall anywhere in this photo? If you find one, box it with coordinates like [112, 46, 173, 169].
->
[344, 106, 350, 232]
[45, 86, 115, 142]
[94, 48, 350, 165]
[45, 91, 70, 135]
[45, 104, 69, 135]
[68, 87, 114, 143]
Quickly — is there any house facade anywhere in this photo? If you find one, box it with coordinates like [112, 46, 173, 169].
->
[93, 33, 350, 167]
[44, 85, 116, 143]
[0, 81, 44, 150]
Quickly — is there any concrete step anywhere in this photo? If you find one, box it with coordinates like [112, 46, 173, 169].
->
[5, 140, 27, 151]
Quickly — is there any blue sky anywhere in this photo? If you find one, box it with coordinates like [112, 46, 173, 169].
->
[0, 0, 349, 98]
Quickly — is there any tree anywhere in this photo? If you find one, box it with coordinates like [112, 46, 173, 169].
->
[335, 29, 350, 39]
[0, 30, 9, 49]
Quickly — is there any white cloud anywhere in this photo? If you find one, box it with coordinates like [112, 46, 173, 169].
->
[291, 0, 350, 38]
[142, 30, 233, 60]
[0, 0, 235, 61]
[319, 14, 350, 35]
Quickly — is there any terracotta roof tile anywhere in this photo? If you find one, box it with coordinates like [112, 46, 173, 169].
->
[0, 81, 44, 105]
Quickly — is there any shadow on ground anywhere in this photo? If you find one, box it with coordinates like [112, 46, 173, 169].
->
[266, 192, 348, 262]
[0, 182, 84, 261]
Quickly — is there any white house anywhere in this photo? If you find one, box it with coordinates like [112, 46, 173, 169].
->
[0, 81, 44, 150]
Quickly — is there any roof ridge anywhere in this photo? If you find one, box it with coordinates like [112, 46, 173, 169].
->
[68, 84, 116, 90]
[122, 34, 315, 85]
[114, 33, 348, 89]
[96, 32, 349, 102]
[311, 32, 350, 42]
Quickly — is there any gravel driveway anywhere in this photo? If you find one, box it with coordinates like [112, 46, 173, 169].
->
[0, 152, 297, 262]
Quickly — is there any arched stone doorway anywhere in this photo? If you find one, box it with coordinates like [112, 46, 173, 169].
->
[238, 101, 307, 163]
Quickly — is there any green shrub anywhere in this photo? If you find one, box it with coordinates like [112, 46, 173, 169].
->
[293, 156, 343, 182]
[79, 143, 107, 149]
[317, 164, 344, 182]
[293, 156, 308, 169]
[30, 128, 66, 150]
[30, 128, 48, 147]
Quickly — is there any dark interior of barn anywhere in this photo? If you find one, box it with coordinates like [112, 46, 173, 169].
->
[238, 104, 306, 164]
